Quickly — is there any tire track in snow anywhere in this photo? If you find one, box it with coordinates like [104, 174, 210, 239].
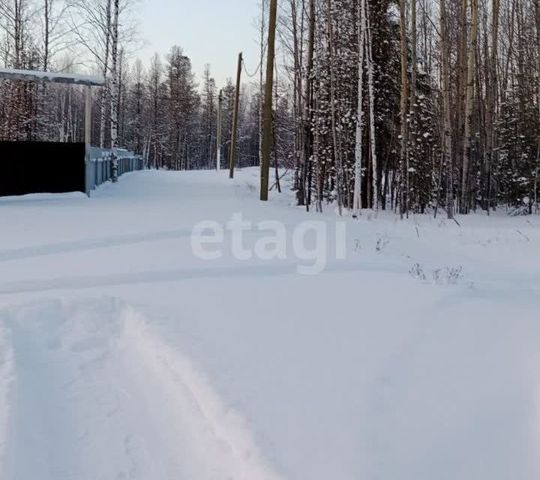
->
[0, 298, 282, 480]
[0, 261, 398, 296]
[0, 319, 14, 479]
[0, 228, 193, 263]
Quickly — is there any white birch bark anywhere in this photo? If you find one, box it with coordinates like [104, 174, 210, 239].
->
[353, 0, 367, 216]
[109, 0, 119, 182]
[326, 0, 342, 215]
[365, 0, 378, 211]
[99, 0, 111, 149]
[460, 0, 479, 213]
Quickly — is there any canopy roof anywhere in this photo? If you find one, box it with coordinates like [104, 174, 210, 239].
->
[0, 68, 105, 87]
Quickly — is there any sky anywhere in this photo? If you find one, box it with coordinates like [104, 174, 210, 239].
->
[138, 0, 261, 88]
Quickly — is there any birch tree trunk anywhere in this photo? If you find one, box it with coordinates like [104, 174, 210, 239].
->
[326, 0, 343, 215]
[303, 0, 315, 210]
[535, 0, 540, 211]
[409, 0, 417, 210]
[110, 0, 119, 182]
[353, 0, 366, 216]
[366, 0, 378, 210]
[441, 0, 454, 219]
[484, 0, 499, 213]
[100, 0, 111, 148]
[399, 0, 409, 217]
[460, 0, 479, 213]
[290, 0, 304, 204]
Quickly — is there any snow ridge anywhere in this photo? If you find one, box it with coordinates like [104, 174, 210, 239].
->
[0, 316, 14, 479]
[119, 304, 283, 480]
[0, 298, 282, 480]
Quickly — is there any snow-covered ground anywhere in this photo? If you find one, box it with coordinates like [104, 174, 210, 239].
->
[1, 169, 539, 480]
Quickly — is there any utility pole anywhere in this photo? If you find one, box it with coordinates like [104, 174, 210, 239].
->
[229, 52, 243, 179]
[260, 0, 278, 201]
[84, 85, 92, 195]
[217, 89, 223, 171]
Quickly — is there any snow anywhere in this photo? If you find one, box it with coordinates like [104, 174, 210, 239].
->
[1, 168, 540, 479]
[0, 298, 279, 480]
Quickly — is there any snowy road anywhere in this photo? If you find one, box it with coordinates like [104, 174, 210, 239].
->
[0, 298, 279, 480]
[1, 169, 540, 479]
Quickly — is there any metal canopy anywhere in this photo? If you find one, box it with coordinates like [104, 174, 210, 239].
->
[0, 67, 105, 196]
[0, 68, 105, 87]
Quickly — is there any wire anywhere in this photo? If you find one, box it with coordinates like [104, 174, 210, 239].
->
[242, 57, 262, 78]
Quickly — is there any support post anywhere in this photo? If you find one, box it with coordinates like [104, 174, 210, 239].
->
[85, 85, 92, 148]
[260, 0, 278, 201]
[217, 89, 223, 171]
[84, 85, 92, 195]
[229, 52, 242, 179]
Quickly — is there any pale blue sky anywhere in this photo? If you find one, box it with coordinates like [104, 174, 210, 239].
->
[138, 0, 260, 88]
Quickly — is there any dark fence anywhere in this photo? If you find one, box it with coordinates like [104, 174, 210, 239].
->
[0, 141, 143, 198]
[0, 141, 86, 197]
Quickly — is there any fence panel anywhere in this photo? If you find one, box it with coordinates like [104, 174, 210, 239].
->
[85, 148, 143, 194]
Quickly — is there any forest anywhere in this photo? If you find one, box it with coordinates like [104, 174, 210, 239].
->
[1, 2, 540, 477]
[0, 0, 539, 217]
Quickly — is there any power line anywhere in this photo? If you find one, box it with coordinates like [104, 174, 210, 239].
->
[242, 57, 262, 78]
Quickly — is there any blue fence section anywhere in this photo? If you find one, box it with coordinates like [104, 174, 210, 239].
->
[85, 147, 144, 194]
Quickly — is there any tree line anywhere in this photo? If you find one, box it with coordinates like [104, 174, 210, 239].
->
[0, 0, 270, 171]
[278, 0, 540, 216]
[1, 0, 539, 216]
